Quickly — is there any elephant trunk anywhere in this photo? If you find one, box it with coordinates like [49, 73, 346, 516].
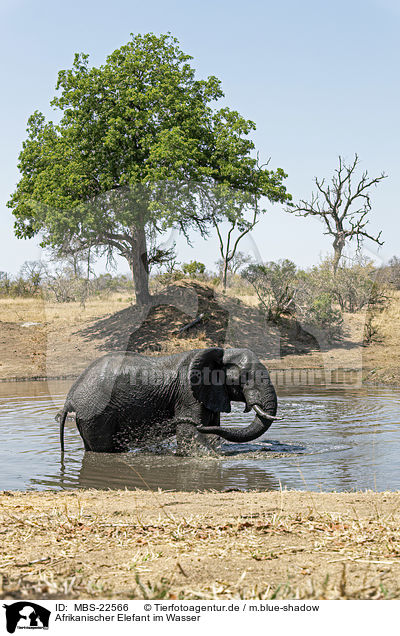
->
[197, 384, 278, 443]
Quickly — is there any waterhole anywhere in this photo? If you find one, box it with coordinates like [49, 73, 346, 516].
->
[1, 380, 399, 492]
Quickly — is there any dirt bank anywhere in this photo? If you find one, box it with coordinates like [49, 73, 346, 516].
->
[1, 282, 400, 385]
[1, 489, 400, 600]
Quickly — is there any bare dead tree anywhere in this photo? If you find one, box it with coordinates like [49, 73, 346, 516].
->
[287, 154, 387, 272]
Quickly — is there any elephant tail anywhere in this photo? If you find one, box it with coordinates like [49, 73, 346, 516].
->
[59, 406, 70, 453]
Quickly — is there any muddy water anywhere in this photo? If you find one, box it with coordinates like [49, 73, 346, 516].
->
[1, 380, 400, 492]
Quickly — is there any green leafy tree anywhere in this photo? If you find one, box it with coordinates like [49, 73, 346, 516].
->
[8, 33, 289, 305]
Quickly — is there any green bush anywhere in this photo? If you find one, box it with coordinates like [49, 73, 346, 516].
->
[243, 259, 298, 321]
[334, 261, 386, 312]
[243, 259, 344, 340]
[377, 256, 400, 291]
[298, 257, 388, 314]
[153, 271, 185, 286]
[305, 292, 343, 332]
[182, 261, 206, 277]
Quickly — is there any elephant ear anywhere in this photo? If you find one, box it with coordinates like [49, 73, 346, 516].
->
[189, 348, 231, 413]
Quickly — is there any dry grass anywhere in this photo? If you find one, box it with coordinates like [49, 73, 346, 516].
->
[0, 294, 134, 327]
[1, 490, 400, 600]
[225, 290, 259, 307]
[362, 290, 400, 384]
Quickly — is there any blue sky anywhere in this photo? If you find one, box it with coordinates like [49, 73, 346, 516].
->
[1, 0, 399, 275]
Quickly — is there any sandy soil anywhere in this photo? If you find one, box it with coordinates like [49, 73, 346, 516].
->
[1, 489, 400, 600]
[0, 281, 399, 385]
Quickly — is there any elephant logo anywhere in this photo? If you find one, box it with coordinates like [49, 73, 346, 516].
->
[3, 602, 51, 633]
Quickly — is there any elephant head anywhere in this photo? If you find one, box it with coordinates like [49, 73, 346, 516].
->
[188, 347, 277, 443]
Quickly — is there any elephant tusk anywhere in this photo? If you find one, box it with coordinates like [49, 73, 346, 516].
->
[252, 404, 281, 421]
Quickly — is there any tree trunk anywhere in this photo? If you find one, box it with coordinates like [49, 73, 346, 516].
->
[130, 226, 151, 306]
[332, 248, 341, 274]
[332, 234, 345, 273]
[222, 258, 229, 293]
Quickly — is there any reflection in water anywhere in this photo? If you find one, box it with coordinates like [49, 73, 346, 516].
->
[0, 380, 400, 492]
[78, 453, 280, 491]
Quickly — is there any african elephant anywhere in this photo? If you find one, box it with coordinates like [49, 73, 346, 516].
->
[59, 347, 278, 454]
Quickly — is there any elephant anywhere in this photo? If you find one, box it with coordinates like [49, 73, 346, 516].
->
[59, 347, 278, 454]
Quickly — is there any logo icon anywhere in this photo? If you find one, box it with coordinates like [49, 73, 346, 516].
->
[3, 602, 51, 634]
